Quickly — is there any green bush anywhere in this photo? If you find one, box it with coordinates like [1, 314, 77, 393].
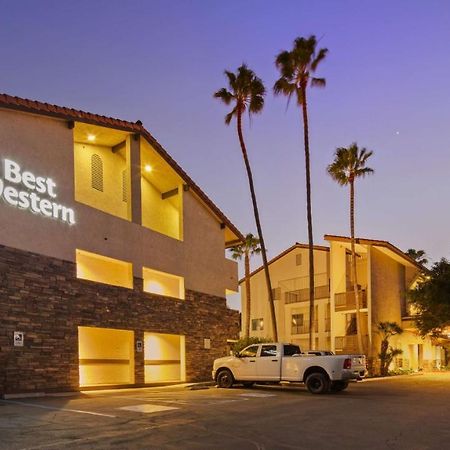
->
[232, 337, 271, 354]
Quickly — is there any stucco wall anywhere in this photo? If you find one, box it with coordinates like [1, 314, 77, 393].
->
[0, 108, 238, 297]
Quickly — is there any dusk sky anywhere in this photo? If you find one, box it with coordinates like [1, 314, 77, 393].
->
[2, 1, 449, 309]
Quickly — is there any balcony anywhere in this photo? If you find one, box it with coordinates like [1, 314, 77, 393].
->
[325, 317, 331, 332]
[334, 289, 367, 311]
[335, 335, 368, 354]
[291, 324, 310, 335]
[285, 285, 330, 304]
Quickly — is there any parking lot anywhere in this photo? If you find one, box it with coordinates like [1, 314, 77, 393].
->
[1, 372, 449, 449]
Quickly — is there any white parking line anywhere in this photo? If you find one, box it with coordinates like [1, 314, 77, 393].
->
[118, 396, 190, 404]
[0, 399, 116, 418]
[238, 393, 276, 398]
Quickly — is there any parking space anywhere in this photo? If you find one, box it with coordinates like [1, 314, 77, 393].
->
[1, 373, 450, 449]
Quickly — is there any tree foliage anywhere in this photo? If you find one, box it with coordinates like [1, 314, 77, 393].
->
[273, 35, 328, 106]
[409, 258, 450, 337]
[377, 321, 403, 376]
[327, 143, 374, 186]
[406, 248, 429, 267]
[229, 234, 261, 261]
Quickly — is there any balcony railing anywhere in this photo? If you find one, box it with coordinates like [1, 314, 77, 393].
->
[285, 284, 330, 304]
[335, 335, 368, 354]
[291, 324, 310, 335]
[334, 289, 367, 311]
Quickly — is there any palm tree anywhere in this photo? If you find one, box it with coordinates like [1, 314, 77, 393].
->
[327, 143, 374, 354]
[274, 36, 328, 349]
[377, 321, 403, 376]
[229, 234, 262, 338]
[406, 249, 428, 266]
[214, 64, 278, 341]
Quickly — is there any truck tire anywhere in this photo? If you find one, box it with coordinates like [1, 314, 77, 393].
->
[216, 369, 234, 388]
[305, 372, 330, 394]
[330, 381, 349, 392]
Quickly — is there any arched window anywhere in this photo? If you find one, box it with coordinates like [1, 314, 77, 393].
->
[91, 154, 103, 192]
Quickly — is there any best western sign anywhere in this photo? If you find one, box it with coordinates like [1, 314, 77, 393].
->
[0, 158, 75, 224]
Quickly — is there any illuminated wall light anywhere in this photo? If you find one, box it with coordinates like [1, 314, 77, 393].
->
[87, 134, 96, 142]
[147, 280, 164, 295]
[144, 164, 152, 173]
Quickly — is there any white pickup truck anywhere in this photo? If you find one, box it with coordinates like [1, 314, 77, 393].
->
[212, 342, 366, 394]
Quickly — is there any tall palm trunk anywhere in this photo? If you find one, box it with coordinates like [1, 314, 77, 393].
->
[350, 178, 364, 354]
[301, 84, 315, 350]
[237, 109, 278, 341]
[244, 252, 251, 338]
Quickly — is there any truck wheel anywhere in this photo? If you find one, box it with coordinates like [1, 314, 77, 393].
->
[331, 381, 349, 392]
[305, 372, 330, 394]
[242, 382, 254, 388]
[216, 369, 234, 388]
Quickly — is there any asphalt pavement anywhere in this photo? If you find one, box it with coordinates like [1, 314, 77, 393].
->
[0, 372, 449, 449]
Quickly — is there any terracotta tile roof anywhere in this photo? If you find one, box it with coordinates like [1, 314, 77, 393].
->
[239, 243, 329, 284]
[0, 93, 243, 243]
[323, 234, 426, 271]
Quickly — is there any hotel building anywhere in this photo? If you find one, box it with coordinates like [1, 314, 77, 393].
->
[242, 236, 445, 372]
[0, 94, 241, 396]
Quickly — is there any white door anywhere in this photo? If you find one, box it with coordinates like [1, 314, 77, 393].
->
[256, 344, 281, 381]
[234, 345, 259, 380]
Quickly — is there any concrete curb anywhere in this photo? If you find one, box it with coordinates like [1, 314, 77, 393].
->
[2, 381, 216, 400]
[361, 372, 423, 382]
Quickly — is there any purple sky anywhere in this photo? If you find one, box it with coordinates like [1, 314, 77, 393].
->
[1, 1, 449, 299]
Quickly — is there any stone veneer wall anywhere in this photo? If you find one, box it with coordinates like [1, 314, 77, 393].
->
[0, 244, 240, 395]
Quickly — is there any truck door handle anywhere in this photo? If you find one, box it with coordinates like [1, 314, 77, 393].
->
[272, 359, 279, 362]
[249, 360, 255, 363]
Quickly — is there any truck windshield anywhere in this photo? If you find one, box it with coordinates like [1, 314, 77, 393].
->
[283, 344, 301, 356]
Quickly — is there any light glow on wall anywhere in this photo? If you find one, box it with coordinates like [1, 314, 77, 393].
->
[76, 249, 133, 289]
[144, 332, 185, 383]
[78, 326, 134, 386]
[143, 267, 184, 299]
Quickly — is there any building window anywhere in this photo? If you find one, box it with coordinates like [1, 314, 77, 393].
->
[143, 267, 185, 300]
[291, 313, 305, 335]
[251, 318, 264, 331]
[345, 313, 357, 335]
[76, 249, 133, 289]
[296, 253, 302, 266]
[272, 287, 281, 301]
[91, 154, 104, 192]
